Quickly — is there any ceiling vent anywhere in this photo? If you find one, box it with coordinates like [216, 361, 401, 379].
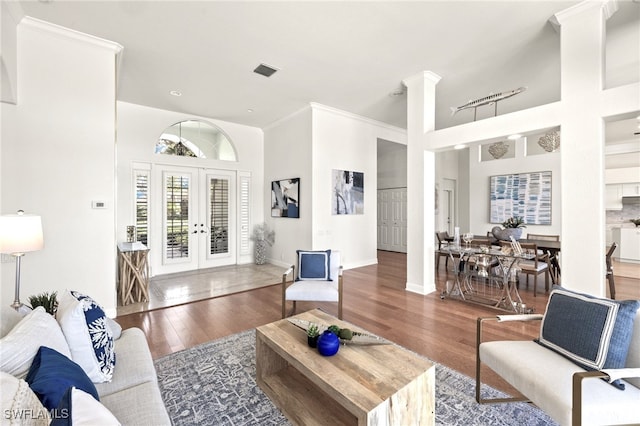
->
[253, 63, 278, 77]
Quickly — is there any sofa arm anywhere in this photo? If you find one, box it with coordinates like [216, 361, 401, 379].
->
[572, 368, 640, 426]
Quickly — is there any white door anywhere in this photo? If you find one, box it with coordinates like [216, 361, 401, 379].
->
[389, 188, 407, 253]
[198, 169, 236, 268]
[377, 190, 391, 250]
[154, 166, 236, 275]
[377, 188, 407, 253]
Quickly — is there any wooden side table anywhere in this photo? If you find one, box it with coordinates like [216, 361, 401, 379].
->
[117, 242, 150, 305]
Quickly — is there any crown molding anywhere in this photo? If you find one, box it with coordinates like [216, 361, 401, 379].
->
[402, 71, 442, 88]
[262, 104, 311, 131]
[309, 102, 407, 134]
[20, 16, 123, 54]
[549, 0, 618, 31]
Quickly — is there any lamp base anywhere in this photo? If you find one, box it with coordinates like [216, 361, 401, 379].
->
[10, 301, 32, 316]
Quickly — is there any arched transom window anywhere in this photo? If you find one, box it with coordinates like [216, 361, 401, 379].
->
[156, 120, 237, 161]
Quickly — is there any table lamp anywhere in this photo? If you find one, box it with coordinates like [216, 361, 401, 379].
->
[0, 210, 44, 312]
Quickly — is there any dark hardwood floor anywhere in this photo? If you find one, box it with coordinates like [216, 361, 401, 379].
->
[116, 250, 640, 395]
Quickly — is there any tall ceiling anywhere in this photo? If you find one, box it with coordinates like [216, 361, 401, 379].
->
[14, 0, 640, 136]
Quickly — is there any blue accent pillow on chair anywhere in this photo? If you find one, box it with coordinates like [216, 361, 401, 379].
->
[296, 250, 331, 281]
[25, 346, 99, 410]
[536, 286, 640, 389]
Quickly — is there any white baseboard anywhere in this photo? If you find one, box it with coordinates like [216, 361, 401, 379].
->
[405, 282, 437, 295]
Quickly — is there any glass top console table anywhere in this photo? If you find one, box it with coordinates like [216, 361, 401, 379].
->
[439, 245, 535, 313]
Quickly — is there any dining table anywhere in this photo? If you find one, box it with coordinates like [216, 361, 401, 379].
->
[438, 245, 535, 313]
[444, 234, 561, 284]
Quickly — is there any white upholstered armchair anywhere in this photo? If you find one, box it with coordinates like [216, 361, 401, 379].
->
[282, 250, 343, 319]
[476, 287, 640, 426]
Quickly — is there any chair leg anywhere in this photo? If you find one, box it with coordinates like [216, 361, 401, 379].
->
[608, 274, 616, 300]
[545, 269, 550, 293]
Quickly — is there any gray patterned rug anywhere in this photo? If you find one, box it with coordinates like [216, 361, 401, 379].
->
[154, 329, 558, 426]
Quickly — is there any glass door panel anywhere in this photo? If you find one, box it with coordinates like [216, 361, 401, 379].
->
[199, 169, 236, 268]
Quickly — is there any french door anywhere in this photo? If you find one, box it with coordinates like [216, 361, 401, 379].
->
[154, 166, 236, 275]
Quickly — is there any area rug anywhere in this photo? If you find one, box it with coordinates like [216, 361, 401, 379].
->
[155, 329, 558, 426]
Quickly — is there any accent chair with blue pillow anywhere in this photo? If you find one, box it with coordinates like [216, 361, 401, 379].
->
[476, 285, 640, 426]
[282, 250, 343, 319]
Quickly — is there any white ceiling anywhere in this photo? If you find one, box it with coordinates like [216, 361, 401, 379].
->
[14, 0, 640, 141]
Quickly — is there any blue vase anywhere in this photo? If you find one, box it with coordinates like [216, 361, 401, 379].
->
[317, 330, 340, 356]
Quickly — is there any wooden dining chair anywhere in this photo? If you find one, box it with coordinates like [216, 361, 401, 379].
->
[499, 241, 550, 297]
[606, 242, 617, 299]
[526, 233, 560, 284]
[435, 231, 453, 271]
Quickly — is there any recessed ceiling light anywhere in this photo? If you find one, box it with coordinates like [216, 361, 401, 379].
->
[507, 134, 522, 140]
[454, 144, 467, 150]
[170, 90, 182, 97]
[247, 109, 254, 113]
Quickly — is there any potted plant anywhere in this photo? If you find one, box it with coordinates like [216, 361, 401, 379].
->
[28, 291, 58, 315]
[250, 223, 275, 265]
[307, 323, 319, 348]
[630, 219, 640, 228]
[492, 216, 526, 241]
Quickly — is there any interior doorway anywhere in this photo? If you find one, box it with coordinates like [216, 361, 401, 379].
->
[441, 178, 457, 235]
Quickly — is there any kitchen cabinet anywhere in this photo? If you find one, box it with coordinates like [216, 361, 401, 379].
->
[622, 183, 640, 196]
[612, 227, 640, 263]
[606, 183, 640, 210]
[606, 184, 623, 210]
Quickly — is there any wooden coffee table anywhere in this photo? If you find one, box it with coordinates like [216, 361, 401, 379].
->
[256, 309, 435, 425]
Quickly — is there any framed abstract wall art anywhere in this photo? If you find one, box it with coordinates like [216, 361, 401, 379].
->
[332, 169, 364, 215]
[490, 171, 552, 225]
[271, 178, 299, 218]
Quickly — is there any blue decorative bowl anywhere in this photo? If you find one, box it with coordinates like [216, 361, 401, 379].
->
[317, 330, 340, 356]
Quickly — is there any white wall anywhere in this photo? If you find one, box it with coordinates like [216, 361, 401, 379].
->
[263, 108, 313, 267]
[116, 101, 265, 269]
[1, 18, 121, 315]
[468, 136, 562, 236]
[377, 139, 407, 189]
[311, 104, 406, 269]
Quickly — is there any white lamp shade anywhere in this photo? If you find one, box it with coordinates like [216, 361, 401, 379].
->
[0, 213, 44, 254]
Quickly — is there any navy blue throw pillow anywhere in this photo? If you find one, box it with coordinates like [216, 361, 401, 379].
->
[536, 286, 640, 390]
[25, 346, 99, 410]
[296, 250, 332, 281]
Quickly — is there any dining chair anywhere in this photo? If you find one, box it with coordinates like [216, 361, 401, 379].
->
[435, 231, 452, 271]
[605, 242, 617, 299]
[499, 241, 550, 297]
[526, 233, 560, 284]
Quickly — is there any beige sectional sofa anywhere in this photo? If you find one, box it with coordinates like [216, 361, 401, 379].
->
[0, 306, 170, 425]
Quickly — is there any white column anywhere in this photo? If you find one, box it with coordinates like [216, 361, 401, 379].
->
[553, 1, 616, 296]
[402, 71, 441, 294]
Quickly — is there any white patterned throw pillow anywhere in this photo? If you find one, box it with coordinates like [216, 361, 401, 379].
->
[56, 290, 115, 383]
[0, 306, 71, 380]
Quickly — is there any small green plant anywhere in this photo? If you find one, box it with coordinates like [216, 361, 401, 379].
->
[501, 216, 526, 229]
[28, 291, 58, 315]
[328, 324, 341, 335]
[307, 323, 319, 338]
